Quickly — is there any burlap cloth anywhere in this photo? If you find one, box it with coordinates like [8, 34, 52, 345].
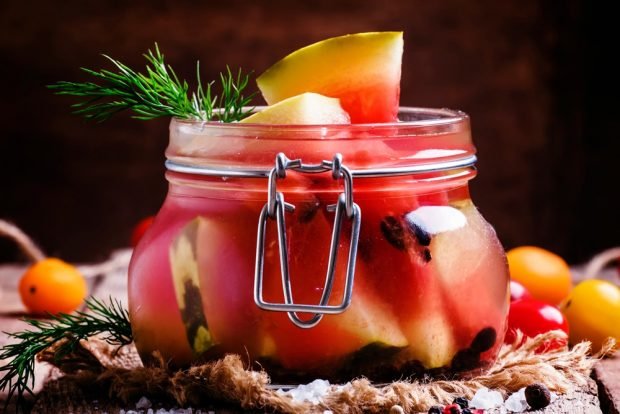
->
[28, 331, 612, 414]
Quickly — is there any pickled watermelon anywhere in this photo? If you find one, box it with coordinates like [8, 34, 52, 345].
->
[169, 202, 407, 370]
[240, 92, 350, 124]
[259, 200, 407, 368]
[256, 32, 403, 123]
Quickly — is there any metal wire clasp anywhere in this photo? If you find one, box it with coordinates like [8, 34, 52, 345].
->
[254, 153, 361, 329]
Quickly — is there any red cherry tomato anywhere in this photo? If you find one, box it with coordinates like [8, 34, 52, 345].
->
[510, 280, 533, 302]
[505, 299, 569, 352]
[131, 216, 155, 247]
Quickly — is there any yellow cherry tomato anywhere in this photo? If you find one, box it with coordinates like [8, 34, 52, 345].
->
[506, 246, 572, 305]
[19, 258, 88, 315]
[560, 279, 620, 351]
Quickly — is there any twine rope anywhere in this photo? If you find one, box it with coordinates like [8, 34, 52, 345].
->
[0, 218, 131, 278]
[582, 247, 620, 281]
[0, 219, 46, 262]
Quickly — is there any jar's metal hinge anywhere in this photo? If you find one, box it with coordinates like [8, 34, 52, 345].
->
[254, 153, 361, 329]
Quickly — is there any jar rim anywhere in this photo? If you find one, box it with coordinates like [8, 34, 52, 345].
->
[172, 106, 469, 132]
[167, 106, 475, 175]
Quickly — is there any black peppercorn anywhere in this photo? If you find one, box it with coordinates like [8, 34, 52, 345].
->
[427, 406, 443, 414]
[453, 396, 469, 409]
[470, 327, 497, 353]
[451, 349, 480, 371]
[525, 383, 552, 409]
[380, 216, 407, 250]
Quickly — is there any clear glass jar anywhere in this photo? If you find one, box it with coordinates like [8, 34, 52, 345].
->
[128, 108, 510, 382]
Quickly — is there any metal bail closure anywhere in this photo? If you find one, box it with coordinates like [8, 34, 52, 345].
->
[254, 153, 361, 329]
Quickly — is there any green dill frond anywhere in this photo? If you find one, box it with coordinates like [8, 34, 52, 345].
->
[49, 43, 255, 122]
[0, 297, 132, 408]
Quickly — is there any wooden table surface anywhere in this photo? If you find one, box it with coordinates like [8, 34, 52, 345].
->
[0, 251, 618, 413]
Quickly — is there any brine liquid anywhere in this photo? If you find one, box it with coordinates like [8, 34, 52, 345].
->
[129, 176, 509, 382]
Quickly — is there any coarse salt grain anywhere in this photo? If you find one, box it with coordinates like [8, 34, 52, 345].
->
[469, 387, 504, 409]
[136, 396, 152, 410]
[504, 388, 528, 412]
[277, 379, 332, 404]
[334, 383, 352, 393]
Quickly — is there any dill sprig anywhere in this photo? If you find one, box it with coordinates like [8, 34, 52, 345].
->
[48, 43, 255, 122]
[0, 297, 132, 408]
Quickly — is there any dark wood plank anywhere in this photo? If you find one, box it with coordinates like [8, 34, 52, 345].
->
[506, 380, 601, 414]
[593, 355, 620, 414]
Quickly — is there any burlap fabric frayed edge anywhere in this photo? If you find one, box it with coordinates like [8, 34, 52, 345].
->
[33, 330, 616, 413]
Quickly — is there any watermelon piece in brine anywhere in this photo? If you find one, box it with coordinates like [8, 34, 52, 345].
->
[260, 199, 408, 369]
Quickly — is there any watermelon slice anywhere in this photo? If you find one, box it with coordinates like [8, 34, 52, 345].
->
[169, 221, 212, 354]
[240, 92, 350, 124]
[260, 203, 408, 368]
[169, 211, 276, 360]
[256, 32, 403, 123]
[419, 201, 510, 352]
[357, 193, 459, 368]
[168, 203, 407, 369]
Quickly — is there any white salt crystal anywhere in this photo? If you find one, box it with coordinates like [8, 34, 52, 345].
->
[334, 383, 352, 393]
[470, 387, 504, 409]
[278, 379, 332, 404]
[136, 396, 153, 410]
[504, 388, 529, 412]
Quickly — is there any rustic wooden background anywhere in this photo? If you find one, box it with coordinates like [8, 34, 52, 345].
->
[0, 0, 616, 264]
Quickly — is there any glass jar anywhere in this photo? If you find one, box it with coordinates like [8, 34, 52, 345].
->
[128, 108, 510, 382]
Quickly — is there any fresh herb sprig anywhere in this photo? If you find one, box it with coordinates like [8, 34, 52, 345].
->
[0, 297, 132, 408]
[49, 44, 255, 122]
